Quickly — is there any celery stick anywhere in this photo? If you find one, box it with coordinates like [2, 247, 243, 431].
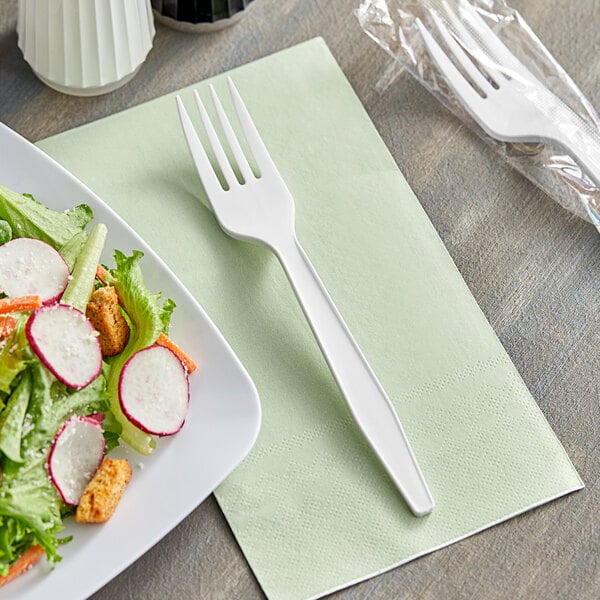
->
[61, 223, 107, 312]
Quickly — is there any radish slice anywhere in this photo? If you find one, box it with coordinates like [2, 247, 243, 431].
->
[26, 304, 102, 389]
[119, 345, 189, 436]
[0, 238, 70, 304]
[47, 415, 106, 506]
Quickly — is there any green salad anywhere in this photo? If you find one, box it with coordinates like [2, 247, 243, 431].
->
[0, 183, 193, 584]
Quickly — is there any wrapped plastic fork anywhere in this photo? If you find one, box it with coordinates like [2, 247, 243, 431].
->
[356, 0, 600, 231]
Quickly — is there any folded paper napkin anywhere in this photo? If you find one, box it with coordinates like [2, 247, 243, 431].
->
[37, 38, 582, 600]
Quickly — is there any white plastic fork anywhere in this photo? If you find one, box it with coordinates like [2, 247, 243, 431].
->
[416, 2, 600, 194]
[176, 78, 434, 517]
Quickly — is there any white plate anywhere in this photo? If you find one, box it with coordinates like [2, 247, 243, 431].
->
[0, 122, 261, 599]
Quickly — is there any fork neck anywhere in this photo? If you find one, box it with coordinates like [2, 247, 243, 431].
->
[264, 229, 301, 261]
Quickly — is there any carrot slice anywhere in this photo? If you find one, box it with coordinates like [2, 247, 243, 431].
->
[0, 315, 17, 338]
[156, 332, 197, 374]
[0, 545, 44, 588]
[96, 264, 110, 285]
[0, 295, 42, 315]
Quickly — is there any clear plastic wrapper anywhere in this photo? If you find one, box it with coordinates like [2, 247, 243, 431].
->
[356, 0, 600, 230]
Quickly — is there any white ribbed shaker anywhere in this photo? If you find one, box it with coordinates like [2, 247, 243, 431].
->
[17, 0, 155, 96]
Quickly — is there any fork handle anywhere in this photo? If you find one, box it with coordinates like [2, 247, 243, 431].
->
[274, 234, 434, 517]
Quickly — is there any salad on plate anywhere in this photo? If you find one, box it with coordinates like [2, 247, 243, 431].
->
[0, 182, 196, 587]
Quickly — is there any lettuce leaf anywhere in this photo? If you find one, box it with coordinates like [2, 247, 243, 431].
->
[0, 183, 92, 251]
[0, 221, 11, 245]
[0, 516, 39, 573]
[0, 372, 31, 463]
[0, 314, 31, 398]
[104, 250, 175, 454]
[0, 361, 109, 575]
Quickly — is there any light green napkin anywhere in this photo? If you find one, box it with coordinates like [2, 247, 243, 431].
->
[37, 38, 582, 600]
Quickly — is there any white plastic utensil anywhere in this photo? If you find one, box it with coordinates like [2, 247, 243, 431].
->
[416, 1, 600, 193]
[176, 79, 435, 517]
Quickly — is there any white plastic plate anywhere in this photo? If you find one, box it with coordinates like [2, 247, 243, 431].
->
[0, 122, 261, 599]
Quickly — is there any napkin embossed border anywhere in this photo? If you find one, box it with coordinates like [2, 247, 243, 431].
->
[37, 38, 583, 600]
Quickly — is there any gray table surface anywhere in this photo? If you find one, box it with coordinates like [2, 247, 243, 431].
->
[1, 0, 598, 598]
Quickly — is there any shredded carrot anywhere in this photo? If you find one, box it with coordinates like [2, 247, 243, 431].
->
[0, 295, 42, 315]
[0, 315, 17, 339]
[96, 264, 110, 285]
[156, 332, 197, 373]
[0, 545, 44, 588]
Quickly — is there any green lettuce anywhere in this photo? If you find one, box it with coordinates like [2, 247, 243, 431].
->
[0, 182, 179, 576]
[0, 315, 31, 401]
[0, 221, 11, 245]
[104, 250, 175, 454]
[0, 183, 92, 253]
[0, 372, 31, 463]
[0, 361, 109, 575]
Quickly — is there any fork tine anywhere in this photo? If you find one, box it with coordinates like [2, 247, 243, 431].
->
[193, 90, 238, 189]
[176, 95, 223, 201]
[209, 84, 256, 183]
[416, 18, 486, 111]
[429, 9, 492, 94]
[226, 77, 277, 176]
[440, 1, 501, 83]
[455, 0, 527, 79]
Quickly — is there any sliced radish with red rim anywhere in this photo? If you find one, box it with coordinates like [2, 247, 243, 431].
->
[0, 238, 70, 304]
[26, 304, 102, 389]
[119, 345, 189, 436]
[47, 415, 106, 506]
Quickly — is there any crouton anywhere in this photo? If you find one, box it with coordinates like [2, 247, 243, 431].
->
[75, 458, 132, 523]
[86, 286, 130, 356]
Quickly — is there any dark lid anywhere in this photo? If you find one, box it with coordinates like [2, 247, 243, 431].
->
[151, 0, 254, 23]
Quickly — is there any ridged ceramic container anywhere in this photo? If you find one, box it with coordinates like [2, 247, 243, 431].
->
[17, 0, 155, 96]
[151, 0, 253, 32]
